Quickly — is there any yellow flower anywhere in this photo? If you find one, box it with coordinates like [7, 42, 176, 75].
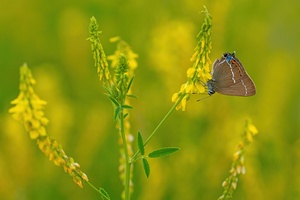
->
[108, 37, 138, 77]
[172, 6, 212, 111]
[186, 68, 196, 78]
[195, 82, 205, 93]
[219, 119, 258, 200]
[180, 97, 187, 111]
[171, 93, 179, 103]
[10, 64, 89, 188]
[245, 119, 259, 143]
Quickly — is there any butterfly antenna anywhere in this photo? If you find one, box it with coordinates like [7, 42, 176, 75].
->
[197, 95, 211, 102]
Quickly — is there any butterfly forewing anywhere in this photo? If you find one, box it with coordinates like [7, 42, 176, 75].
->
[212, 56, 245, 88]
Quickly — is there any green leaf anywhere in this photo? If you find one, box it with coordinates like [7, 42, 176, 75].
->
[142, 158, 150, 178]
[114, 106, 121, 120]
[137, 132, 145, 155]
[148, 147, 180, 158]
[126, 94, 138, 99]
[123, 113, 129, 119]
[103, 85, 112, 95]
[121, 104, 133, 109]
[109, 96, 120, 107]
[99, 187, 111, 200]
[126, 76, 134, 93]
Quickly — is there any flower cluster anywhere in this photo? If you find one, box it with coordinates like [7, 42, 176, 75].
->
[172, 6, 212, 111]
[218, 119, 258, 200]
[87, 16, 110, 83]
[9, 64, 88, 188]
[9, 65, 49, 139]
[113, 54, 130, 101]
[108, 36, 138, 77]
[37, 136, 89, 187]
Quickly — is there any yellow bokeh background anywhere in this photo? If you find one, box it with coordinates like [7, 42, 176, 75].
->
[1, 0, 299, 199]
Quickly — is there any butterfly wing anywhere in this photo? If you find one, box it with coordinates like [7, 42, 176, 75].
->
[215, 72, 256, 96]
[212, 56, 245, 88]
[212, 53, 256, 96]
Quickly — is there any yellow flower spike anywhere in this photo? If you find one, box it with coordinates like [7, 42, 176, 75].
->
[172, 6, 212, 111]
[87, 16, 111, 83]
[10, 64, 89, 188]
[219, 119, 258, 200]
[108, 36, 138, 78]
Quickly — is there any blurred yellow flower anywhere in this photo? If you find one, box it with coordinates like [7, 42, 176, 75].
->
[245, 119, 259, 143]
[219, 119, 258, 200]
[108, 36, 138, 77]
[9, 64, 89, 188]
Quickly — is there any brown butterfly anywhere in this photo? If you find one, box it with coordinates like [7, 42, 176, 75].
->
[207, 52, 256, 96]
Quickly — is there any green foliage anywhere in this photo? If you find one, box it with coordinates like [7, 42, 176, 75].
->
[99, 188, 111, 200]
[148, 147, 181, 158]
[137, 132, 145, 156]
[142, 158, 150, 178]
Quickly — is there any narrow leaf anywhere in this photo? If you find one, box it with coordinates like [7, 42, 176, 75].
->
[114, 107, 121, 120]
[109, 96, 120, 107]
[127, 94, 139, 99]
[123, 113, 129, 119]
[137, 132, 145, 155]
[142, 158, 150, 178]
[148, 147, 180, 158]
[126, 77, 134, 93]
[103, 85, 112, 95]
[99, 187, 111, 200]
[121, 104, 133, 109]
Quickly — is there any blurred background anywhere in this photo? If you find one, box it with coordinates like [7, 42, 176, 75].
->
[1, 0, 300, 199]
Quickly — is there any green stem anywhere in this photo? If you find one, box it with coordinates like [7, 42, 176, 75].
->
[85, 181, 110, 200]
[120, 108, 131, 200]
[130, 93, 186, 162]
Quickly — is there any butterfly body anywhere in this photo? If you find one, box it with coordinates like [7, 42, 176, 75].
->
[207, 52, 256, 96]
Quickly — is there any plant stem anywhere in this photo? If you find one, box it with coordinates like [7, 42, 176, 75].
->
[85, 181, 110, 200]
[130, 93, 186, 162]
[120, 108, 131, 200]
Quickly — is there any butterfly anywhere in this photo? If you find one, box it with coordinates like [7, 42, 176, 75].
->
[207, 52, 256, 96]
